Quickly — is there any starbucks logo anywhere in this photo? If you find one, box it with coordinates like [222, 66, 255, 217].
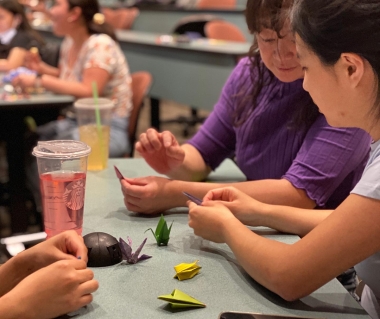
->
[63, 180, 85, 210]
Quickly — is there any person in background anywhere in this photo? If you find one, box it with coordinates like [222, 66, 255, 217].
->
[0, 231, 98, 318]
[13, 0, 133, 157]
[187, 0, 380, 318]
[0, 0, 45, 72]
[120, 0, 370, 215]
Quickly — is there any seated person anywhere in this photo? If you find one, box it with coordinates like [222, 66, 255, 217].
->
[0, 0, 45, 72]
[119, 0, 371, 214]
[0, 231, 98, 318]
[188, 1, 380, 318]
[13, 0, 132, 157]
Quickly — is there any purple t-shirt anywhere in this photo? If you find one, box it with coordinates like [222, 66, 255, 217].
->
[187, 57, 371, 209]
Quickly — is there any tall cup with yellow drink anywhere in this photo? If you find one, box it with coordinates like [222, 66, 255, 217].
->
[74, 98, 114, 171]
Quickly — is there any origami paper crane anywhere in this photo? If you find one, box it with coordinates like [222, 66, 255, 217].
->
[114, 165, 125, 180]
[158, 289, 206, 309]
[174, 260, 201, 281]
[145, 214, 173, 246]
[182, 192, 202, 205]
[118, 237, 152, 264]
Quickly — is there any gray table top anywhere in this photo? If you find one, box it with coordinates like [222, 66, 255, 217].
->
[97, 1, 251, 38]
[115, 30, 251, 54]
[129, 9, 252, 40]
[0, 91, 74, 107]
[0, 79, 74, 107]
[74, 158, 369, 319]
[33, 26, 250, 55]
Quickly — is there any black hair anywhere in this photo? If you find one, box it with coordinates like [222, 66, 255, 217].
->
[67, 0, 117, 41]
[235, 0, 318, 129]
[292, 0, 380, 116]
[0, 0, 44, 44]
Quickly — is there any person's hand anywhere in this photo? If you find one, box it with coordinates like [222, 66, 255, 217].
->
[11, 74, 37, 92]
[21, 230, 89, 273]
[203, 187, 267, 225]
[188, 200, 237, 243]
[3, 259, 98, 319]
[24, 50, 42, 72]
[135, 129, 185, 175]
[121, 176, 180, 214]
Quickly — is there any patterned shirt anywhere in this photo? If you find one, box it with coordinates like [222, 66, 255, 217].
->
[59, 33, 132, 118]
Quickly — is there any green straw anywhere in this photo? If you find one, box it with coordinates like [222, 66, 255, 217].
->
[92, 81, 106, 166]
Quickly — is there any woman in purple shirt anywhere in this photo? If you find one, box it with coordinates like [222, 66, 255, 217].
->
[121, 0, 371, 214]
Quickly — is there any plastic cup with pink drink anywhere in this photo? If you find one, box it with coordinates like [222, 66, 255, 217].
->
[32, 140, 91, 239]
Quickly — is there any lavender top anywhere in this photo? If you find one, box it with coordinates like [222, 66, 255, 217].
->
[187, 58, 371, 208]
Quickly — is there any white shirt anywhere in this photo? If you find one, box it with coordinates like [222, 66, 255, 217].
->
[0, 28, 17, 45]
[351, 141, 380, 319]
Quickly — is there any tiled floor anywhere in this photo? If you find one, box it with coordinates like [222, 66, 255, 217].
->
[0, 99, 210, 237]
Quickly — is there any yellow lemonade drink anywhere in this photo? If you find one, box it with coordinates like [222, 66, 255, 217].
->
[79, 124, 110, 170]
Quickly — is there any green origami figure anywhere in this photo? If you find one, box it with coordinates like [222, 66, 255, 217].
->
[158, 289, 206, 309]
[145, 214, 173, 246]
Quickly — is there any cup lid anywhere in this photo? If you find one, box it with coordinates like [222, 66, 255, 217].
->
[74, 98, 114, 110]
[32, 140, 91, 159]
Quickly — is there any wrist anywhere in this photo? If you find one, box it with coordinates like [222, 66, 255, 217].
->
[37, 61, 47, 75]
[15, 249, 37, 276]
[34, 75, 42, 89]
[221, 217, 241, 243]
[166, 180, 187, 207]
[256, 202, 272, 226]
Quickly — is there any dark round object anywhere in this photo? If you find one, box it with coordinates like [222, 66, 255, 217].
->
[83, 232, 122, 267]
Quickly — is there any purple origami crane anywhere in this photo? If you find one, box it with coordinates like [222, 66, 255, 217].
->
[119, 237, 152, 264]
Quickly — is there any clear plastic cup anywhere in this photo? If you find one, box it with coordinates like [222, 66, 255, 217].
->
[32, 140, 91, 239]
[74, 98, 114, 171]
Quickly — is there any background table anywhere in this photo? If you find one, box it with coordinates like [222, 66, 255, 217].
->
[0, 91, 74, 233]
[72, 158, 370, 319]
[115, 6, 252, 40]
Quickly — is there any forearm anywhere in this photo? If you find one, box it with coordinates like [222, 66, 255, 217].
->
[0, 60, 11, 72]
[40, 75, 94, 97]
[39, 62, 60, 77]
[0, 57, 23, 72]
[0, 253, 33, 297]
[167, 144, 211, 181]
[165, 178, 318, 213]
[1, 47, 26, 71]
[255, 204, 333, 236]
[222, 219, 299, 300]
[228, 179, 316, 208]
[162, 179, 221, 208]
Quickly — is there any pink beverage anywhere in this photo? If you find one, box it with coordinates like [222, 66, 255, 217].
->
[40, 171, 86, 238]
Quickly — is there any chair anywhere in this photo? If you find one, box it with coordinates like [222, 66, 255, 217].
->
[160, 14, 222, 137]
[127, 71, 153, 157]
[172, 14, 221, 37]
[196, 0, 236, 9]
[162, 17, 245, 137]
[103, 7, 139, 30]
[205, 20, 246, 43]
